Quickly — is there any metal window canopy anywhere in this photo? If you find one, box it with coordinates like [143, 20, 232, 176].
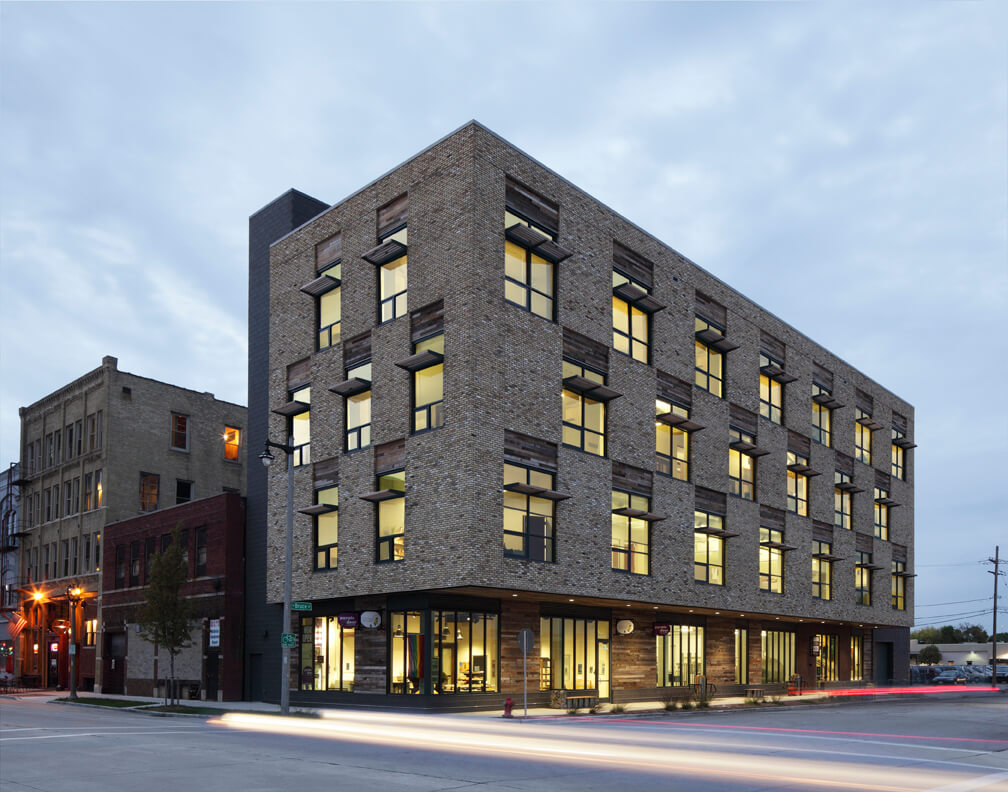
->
[272, 400, 310, 417]
[760, 540, 798, 552]
[694, 525, 738, 539]
[812, 552, 845, 562]
[874, 496, 899, 507]
[893, 437, 917, 449]
[562, 376, 622, 402]
[760, 363, 798, 385]
[787, 463, 821, 477]
[893, 571, 917, 578]
[730, 439, 770, 457]
[656, 412, 704, 432]
[856, 416, 884, 431]
[812, 392, 844, 409]
[505, 223, 572, 263]
[362, 239, 407, 266]
[834, 481, 864, 493]
[611, 507, 666, 522]
[395, 350, 444, 372]
[329, 378, 371, 398]
[855, 562, 884, 571]
[612, 282, 665, 314]
[694, 328, 740, 353]
[358, 489, 404, 503]
[503, 482, 571, 501]
[300, 273, 341, 297]
[298, 503, 338, 516]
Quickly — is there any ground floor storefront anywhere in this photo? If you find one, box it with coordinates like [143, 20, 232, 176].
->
[288, 590, 908, 710]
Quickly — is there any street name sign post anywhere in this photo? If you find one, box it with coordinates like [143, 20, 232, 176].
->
[281, 633, 297, 648]
[292, 602, 312, 612]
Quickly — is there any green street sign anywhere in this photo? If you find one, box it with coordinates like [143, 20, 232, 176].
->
[281, 633, 297, 648]
[292, 602, 312, 611]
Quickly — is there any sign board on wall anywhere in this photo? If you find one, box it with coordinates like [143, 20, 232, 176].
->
[337, 613, 359, 629]
[209, 619, 220, 648]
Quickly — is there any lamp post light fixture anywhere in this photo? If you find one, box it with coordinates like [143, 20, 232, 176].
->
[260, 437, 295, 715]
[66, 585, 82, 701]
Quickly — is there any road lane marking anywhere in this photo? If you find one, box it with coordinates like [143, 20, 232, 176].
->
[929, 770, 1008, 791]
[1, 727, 207, 741]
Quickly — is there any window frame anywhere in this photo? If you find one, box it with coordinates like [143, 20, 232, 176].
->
[812, 540, 833, 601]
[223, 426, 241, 462]
[504, 210, 556, 321]
[694, 317, 725, 398]
[811, 383, 833, 447]
[611, 490, 651, 575]
[728, 428, 756, 500]
[561, 360, 607, 457]
[855, 407, 873, 465]
[759, 527, 785, 593]
[170, 413, 189, 452]
[412, 334, 445, 434]
[289, 385, 311, 467]
[693, 510, 725, 586]
[786, 451, 809, 516]
[503, 463, 555, 562]
[314, 486, 339, 571]
[139, 472, 159, 512]
[317, 260, 342, 350]
[612, 270, 650, 363]
[891, 560, 906, 610]
[855, 551, 873, 606]
[345, 363, 372, 452]
[759, 354, 783, 424]
[891, 428, 906, 480]
[655, 399, 689, 482]
[834, 471, 852, 530]
[375, 470, 405, 563]
[874, 487, 890, 541]
[378, 225, 408, 324]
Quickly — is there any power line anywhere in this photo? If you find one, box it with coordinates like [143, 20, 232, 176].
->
[916, 597, 992, 607]
[915, 560, 987, 568]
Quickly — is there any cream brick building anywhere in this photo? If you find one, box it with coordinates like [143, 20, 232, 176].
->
[250, 122, 914, 708]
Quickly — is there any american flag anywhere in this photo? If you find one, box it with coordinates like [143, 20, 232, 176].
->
[8, 611, 28, 640]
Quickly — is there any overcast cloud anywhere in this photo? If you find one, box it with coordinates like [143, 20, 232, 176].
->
[2, 1, 1005, 631]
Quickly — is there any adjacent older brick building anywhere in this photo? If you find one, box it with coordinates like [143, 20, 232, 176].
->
[249, 122, 915, 708]
[16, 356, 246, 691]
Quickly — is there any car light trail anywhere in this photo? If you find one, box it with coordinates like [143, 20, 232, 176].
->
[827, 686, 999, 697]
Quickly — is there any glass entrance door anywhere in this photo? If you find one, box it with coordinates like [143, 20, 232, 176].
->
[597, 640, 609, 699]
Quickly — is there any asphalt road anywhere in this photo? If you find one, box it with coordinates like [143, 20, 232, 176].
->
[2, 692, 1006, 791]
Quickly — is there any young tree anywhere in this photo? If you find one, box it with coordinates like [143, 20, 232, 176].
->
[918, 644, 942, 665]
[136, 530, 194, 705]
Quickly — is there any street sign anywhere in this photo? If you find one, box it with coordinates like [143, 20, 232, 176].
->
[281, 632, 297, 648]
[209, 619, 220, 648]
[292, 602, 312, 612]
[517, 628, 535, 654]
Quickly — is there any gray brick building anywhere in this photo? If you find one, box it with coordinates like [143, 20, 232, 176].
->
[15, 356, 246, 691]
[250, 122, 914, 709]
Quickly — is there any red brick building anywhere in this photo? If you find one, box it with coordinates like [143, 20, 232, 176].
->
[100, 493, 244, 700]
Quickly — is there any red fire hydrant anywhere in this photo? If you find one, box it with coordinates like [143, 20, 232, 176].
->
[503, 697, 514, 718]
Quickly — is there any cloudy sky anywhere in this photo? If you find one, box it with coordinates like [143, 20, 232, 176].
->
[2, 2, 1005, 632]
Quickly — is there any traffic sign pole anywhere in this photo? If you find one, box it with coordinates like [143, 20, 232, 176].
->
[516, 628, 535, 720]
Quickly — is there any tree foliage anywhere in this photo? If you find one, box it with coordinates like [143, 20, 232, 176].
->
[918, 644, 942, 665]
[135, 529, 194, 704]
[910, 623, 989, 644]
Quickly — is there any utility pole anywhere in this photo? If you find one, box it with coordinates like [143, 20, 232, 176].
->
[990, 546, 1000, 686]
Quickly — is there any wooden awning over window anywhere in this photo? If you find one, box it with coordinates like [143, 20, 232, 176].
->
[893, 437, 917, 449]
[813, 392, 844, 409]
[613, 282, 665, 314]
[787, 462, 821, 477]
[329, 378, 371, 398]
[358, 489, 403, 503]
[695, 327, 739, 353]
[362, 239, 407, 266]
[562, 376, 621, 402]
[611, 507, 665, 522]
[730, 439, 770, 457]
[505, 223, 572, 263]
[874, 496, 900, 507]
[503, 482, 571, 501]
[760, 540, 798, 552]
[298, 503, 338, 516]
[760, 362, 798, 384]
[694, 525, 739, 539]
[272, 400, 309, 417]
[834, 481, 863, 494]
[300, 273, 340, 297]
[812, 552, 845, 562]
[856, 415, 884, 432]
[395, 350, 443, 372]
[656, 412, 704, 432]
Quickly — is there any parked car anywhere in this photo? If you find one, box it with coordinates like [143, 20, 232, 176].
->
[932, 670, 968, 685]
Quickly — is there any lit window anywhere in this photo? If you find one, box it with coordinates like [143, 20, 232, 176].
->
[851, 635, 863, 681]
[317, 261, 341, 349]
[693, 510, 725, 585]
[834, 471, 852, 530]
[812, 540, 833, 600]
[811, 383, 833, 447]
[611, 491, 650, 575]
[759, 527, 784, 593]
[139, 472, 159, 512]
[503, 464, 555, 562]
[655, 399, 689, 481]
[505, 211, 555, 320]
[728, 428, 756, 500]
[855, 407, 873, 465]
[379, 226, 408, 323]
[95, 470, 103, 509]
[786, 452, 809, 516]
[612, 270, 649, 363]
[562, 361, 606, 456]
[290, 385, 311, 466]
[656, 625, 705, 687]
[314, 486, 338, 571]
[761, 630, 795, 683]
[815, 634, 838, 682]
[170, 414, 189, 451]
[84, 619, 97, 647]
[346, 363, 372, 452]
[891, 560, 906, 610]
[694, 317, 724, 397]
[734, 628, 748, 685]
[224, 427, 240, 461]
[891, 427, 907, 480]
[376, 471, 405, 563]
[759, 354, 783, 424]
[412, 335, 444, 433]
[855, 551, 873, 605]
[873, 487, 890, 541]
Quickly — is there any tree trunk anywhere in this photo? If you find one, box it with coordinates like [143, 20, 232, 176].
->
[170, 654, 176, 706]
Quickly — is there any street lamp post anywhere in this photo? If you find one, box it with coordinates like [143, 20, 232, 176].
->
[66, 585, 82, 701]
[259, 436, 295, 715]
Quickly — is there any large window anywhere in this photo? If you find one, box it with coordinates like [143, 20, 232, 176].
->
[195, 526, 208, 577]
[856, 551, 873, 605]
[759, 354, 783, 424]
[729, 428, 756, 500]
[388, 611, 423, 694]
[694, 317, 724, 397]
[433, 610, 499, 694]
[611, 491, 650, 575]
[734, 628, 749, 685]
[891, 560, 906, 610]
[786, 452, 809, 516]
[290, 385, 311, 467]
[811, 383, 832, 447]
[539, 616, 610, 697]
[505, 211, 554, 320]
[694, 510, 725, 585]
[891, 427, 907, 480]
[656, 399, 689, 481]
[761, 630, 795, 683]
[562, 361, 606, 456]
[612, 270, 649, 363]
[815, 634, 838, 682]
[413, 334, 444, 433]
[379, 227, 408, 323]
[834, 471, 852, 530]
[300, 616, 354, 692]
[503, 464, 555, 562]
[376, 470, 405, 563]
[812, 540, 833, 600]
[874, 487, 890, 541]
[176, 480, 193, 505]
[759, 527, 784, 593]
[170, 414, 189, 451]
[114, 545, 126, 588]
[346, 364, 372, 452]
[139, 472, 159, 512]
[851, 635, 864, 681]
[317, 261, 341, 349]
[314, 486, 339, 571]
[656, 625, 704, 687]
[855, 407, 873, 465]
[224, 426, 240, 461]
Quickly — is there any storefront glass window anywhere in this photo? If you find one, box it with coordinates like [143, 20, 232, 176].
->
[656, 625, 705, 687]
[299, 616, 354, 691]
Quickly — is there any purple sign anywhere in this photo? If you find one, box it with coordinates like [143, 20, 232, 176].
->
[653, 622, 670, 636]
[337, 612, 359, 629]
